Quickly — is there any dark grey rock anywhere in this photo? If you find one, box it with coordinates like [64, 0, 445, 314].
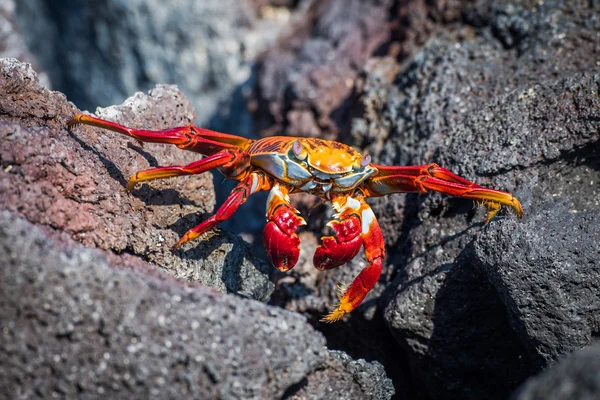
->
[385, 248, 532, 400]
[287, 350, 395, 400]
[470, 201, 600, 367]
[511, 345, 600, 400]
[0, 210, 326, 399]
[359, 0, 600, 398]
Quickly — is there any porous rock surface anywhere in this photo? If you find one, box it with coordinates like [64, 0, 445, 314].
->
[287, 350, 395, 400]
[0, 59, 395, 399]
[371, 1, 600, 399]
[0, 210, 325, 399]
[5, 0, 600, 398]
[471, 201, 600, 367]
[255, 0, 471, 140]
[0, 57, 273, 302]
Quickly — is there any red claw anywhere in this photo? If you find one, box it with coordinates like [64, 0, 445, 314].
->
[314, 215, 362, 271]
[263, 206, 304, 272]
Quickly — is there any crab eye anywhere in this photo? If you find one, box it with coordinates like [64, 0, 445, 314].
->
[360, 154, 371, 168]
[292, 141, 307, 160]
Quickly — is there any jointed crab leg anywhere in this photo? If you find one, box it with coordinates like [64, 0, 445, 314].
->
[126, 150, 248, 190]
[68, 114, 252, 155]
[174, 172, 271, 249]
[365, 163, 523, 221]
[321, 194, 385, 323]
[263, 183, 306, 272]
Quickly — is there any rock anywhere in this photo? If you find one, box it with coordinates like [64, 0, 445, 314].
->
[287, 350, 395, 400]
[385, 250, 532, 400]
[511, 345, 600, 400]
[0, 0, 49, 85]
[0, 57, 69, 121]
[0, 210, 325, 399]
[255, 0, 395, 139]
[0, 58, 273, 302]
[7, 0, 600, 397]
[368, 0, 600, 398]
[15, 0, 288, 133]
[470, 201, 600, 367]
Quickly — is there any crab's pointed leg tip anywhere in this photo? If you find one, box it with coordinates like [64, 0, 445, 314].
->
[171, 239, 185, 252]
[125, 181, 136, 191]
[66, 116, 79, 129]
[515, 201, 525, 219]
[320, 308, 346, 323]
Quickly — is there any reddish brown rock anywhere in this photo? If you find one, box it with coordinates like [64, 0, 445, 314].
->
[0, 58, 273, 301]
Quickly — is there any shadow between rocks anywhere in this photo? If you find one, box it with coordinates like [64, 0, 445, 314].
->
[425, 254, 534, 400]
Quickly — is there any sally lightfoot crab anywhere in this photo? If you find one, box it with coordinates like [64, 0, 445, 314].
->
[68, 114, 523, 322]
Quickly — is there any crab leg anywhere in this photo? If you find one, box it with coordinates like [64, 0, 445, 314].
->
[125, 150, 250, 190]
[320, 195, 385, 323]
[365, 163, 523, 221]
[68, 114, 252, 156]
[173, 172, 271, 249]
[263, 183, 306, 272]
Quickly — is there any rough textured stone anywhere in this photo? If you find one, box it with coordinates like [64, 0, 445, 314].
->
[287, 350, 395, 400]
[470, 202, 600, 367]
[8, 0, 600, 397]
[0, 58, 273, 302]
[255, 0, 474, 140]
[366, 1, 600, 398]
[0, 211, 326, 399]
[511, 345, 600, 400]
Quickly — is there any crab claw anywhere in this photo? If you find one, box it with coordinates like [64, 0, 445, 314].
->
[313, 214, 362, 271]
[263, 184, 306, 272]
[264, 206, 305, 272]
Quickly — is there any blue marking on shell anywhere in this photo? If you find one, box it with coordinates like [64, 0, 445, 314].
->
[299, 181, 318, 191]
[252, 154, 286, 180]
[286, 159, 313, 180]
[333, 167, 376, 189]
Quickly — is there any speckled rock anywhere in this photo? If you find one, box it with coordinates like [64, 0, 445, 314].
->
[470, 201, 600, 367]
[287, 350, 395, 400]
[0, 210, 325, 399]
[357, 0, 600, 399]
[0, 58, 273, 302]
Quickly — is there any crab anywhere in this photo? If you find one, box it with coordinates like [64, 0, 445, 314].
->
[68, 114, 523, 322]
